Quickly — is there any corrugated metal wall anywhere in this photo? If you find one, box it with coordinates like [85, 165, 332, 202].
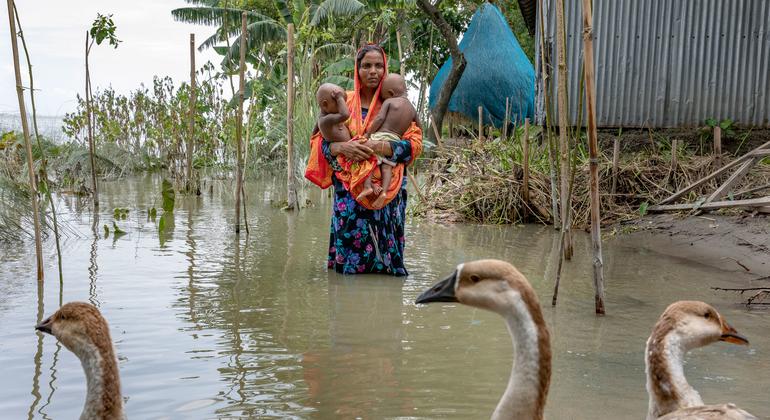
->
[535, 0, 770, 128]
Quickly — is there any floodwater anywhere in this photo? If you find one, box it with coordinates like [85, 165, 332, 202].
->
[1, 175, 767, 419]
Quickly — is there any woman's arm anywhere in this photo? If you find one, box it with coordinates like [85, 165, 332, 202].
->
[328, 140, 374, 161]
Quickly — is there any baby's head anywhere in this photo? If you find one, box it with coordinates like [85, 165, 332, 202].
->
[381, 74, 407, 99]
[316, 83, 346, 113]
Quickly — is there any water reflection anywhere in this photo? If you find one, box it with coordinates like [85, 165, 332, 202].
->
[304, 275, 408, 418]
[0, 175, 768, 419]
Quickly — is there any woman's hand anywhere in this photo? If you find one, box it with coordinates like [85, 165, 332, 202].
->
[360, 139, 393, 157]
[330, 140, 374, 161]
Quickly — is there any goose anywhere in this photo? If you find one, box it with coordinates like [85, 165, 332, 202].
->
[415, 259, 551, 420]
[36, 302, 125, 420]
[646, 301, 756, 420]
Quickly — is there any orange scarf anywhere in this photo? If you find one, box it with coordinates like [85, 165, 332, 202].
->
[304, 45, 423, 210]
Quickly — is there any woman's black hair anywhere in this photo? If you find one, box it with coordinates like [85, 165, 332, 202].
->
[356, 44, 384, 68]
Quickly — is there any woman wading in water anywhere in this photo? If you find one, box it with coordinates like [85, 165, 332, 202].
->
[305, 44, 423, 275]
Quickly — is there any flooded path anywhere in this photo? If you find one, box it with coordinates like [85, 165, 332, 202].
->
[1, 175, 767, 419]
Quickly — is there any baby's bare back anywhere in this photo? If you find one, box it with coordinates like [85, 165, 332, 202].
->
[377, 97, 416, 137]
[318, 112, 351, 143]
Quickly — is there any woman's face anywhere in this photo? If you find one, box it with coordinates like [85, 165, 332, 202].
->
[358, 50, 385, 90]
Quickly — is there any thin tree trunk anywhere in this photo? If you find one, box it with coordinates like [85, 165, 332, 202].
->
[581, 0, 606, 315]
[85, 32, 98, 209]
[7, 0, 43, 280]
[416, 26, 433, 122]
[396, 29, 404, 70]
[417, 0, 466, 142]
[187, 33, 196, 194]
[555, 0, 572, 259]
[286, 23, 298, 210]
[14, 3, 62, 282]
[235, 12, 247, 233]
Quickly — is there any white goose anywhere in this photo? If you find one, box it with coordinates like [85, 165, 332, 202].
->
[646, 301, 756, 420]
[416, 259, 551, 420]
[36, 302, 125, 420]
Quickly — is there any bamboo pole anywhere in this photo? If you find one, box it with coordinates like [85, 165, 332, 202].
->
[581, 0, 605, 315]
[234, 12, 247, 233]
[286, 23, 298, 210]
[523, 118, 530, 218]
[555, 0, 573, 259]
[611, 129, 621, 196]
[477, 106, 483, 141]
[85, 31, 98, 209]
[538, 0, 560, 229]
[187, 33, 196, 194]
[714, 125, 722, 168]
[7, 0, 43, 280]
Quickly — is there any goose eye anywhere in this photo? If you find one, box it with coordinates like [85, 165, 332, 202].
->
[704, 312, 711, 319]
[470, 275, 481, 284]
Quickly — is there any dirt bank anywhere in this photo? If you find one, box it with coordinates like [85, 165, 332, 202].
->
[614, 213, 770, 279]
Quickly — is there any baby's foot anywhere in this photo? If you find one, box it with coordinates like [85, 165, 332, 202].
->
[372, 183, 383, 196]
[357, 187, 374, 200]
[372, 193, 387, 208]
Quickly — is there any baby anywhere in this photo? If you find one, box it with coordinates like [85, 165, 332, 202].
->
[359, 73, 418, 208]
[315, 83, 350, 143]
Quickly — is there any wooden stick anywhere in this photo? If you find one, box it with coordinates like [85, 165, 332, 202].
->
[7, 0, 43, 280]
[286, 23, 298, 210]
[671, 138, 678, 173]
[648, 196, 770, 212]
[555, 0, 573, 260]
[704, 158, 757, 204]
[431, 118, 443, 147]
[396, 29, 404, 71]
[502, 97, 510, 140]
[611, 131, 620, 196]
[234, 12, 247, 233]
[714, 125, 722, 168]
[407, 171, 426, 203]
[581, 0, 606, 315]
[187, 33, 196, 194]
[477, 105, 483, 141]
[523, 118, 530, 215]
[658, 140, 770, 205]
[734, 182, 770, 198]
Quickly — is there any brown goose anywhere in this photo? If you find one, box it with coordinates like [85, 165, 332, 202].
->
[36, 302, 125, 420]
[416, 259, 551, 420]
[646, 301, 756, 419]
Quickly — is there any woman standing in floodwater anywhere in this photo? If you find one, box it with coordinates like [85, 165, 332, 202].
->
[305, 44, 423, 275]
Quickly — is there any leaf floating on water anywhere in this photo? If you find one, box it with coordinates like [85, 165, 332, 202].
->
[162, 179, 175, 213]
[112, 221, 126, 238]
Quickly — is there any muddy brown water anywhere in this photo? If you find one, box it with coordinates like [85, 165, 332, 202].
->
[1, 175, 767, 419]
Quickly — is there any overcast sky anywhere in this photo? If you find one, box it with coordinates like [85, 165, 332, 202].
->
[1, 0, 222, 116]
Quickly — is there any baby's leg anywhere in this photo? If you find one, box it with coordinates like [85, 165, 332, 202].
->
[357, 173, 376, 200]
[372, 164, 393, 208]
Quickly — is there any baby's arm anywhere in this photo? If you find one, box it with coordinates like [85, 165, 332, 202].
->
[365, 101, 390, 135]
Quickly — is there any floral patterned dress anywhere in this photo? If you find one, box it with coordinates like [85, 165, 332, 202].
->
[322, 109, 413, 276]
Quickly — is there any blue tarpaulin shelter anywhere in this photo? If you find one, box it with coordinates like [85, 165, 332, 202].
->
[429, 3, 535, 128]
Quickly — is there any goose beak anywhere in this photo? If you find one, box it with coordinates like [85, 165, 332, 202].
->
[35, 317, 53, 335]
[416, 271, 458, 304]
[719, 320, 749, 346]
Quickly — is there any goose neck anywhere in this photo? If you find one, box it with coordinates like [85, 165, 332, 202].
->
[646, 333, 702, 420]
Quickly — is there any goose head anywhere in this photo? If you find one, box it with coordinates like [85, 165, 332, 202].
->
[415, 259, 540, 316]
[650, 301, 748, 352]
[36, 302, 114, 358]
